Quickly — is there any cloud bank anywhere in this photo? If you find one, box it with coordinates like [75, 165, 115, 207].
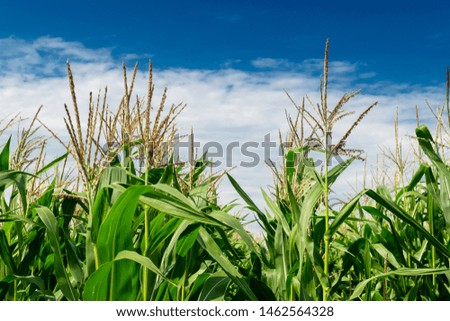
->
[0, 36, 447, 230]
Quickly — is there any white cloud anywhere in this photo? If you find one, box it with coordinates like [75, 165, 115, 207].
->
[0, 36, 447, 231]
[121, 53, 153, 61]
[251, 58, 292, 69]
[251, 57, 359, 75]
[0, 36, 114, 77]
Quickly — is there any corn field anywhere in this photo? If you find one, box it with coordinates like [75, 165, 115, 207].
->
[0, 44, 449, 301]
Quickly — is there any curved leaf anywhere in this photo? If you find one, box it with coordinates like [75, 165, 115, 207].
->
[198, 227, 257, 300]
[35, 206, 78, 300]
[350, 267, 450, 300]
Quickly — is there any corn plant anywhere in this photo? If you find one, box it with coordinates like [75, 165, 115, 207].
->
[1, 44, 450, 302]
[229, 42, 450, 301]
[0, 62, 260, 301]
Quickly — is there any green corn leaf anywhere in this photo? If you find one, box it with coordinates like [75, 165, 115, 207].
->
[274, 223, 288, 298]
[97, 167, 128, 200]
[331, 188, 450, 259]
[35, 153, 68, 176]
[297, 182, 322, 274]
[159, 220, 193, 274]
[96, 187, 139, 264]
[286, 182, 301, 224]
[148, 215, 181, 255]
[186, 273, 210, 300]
[108, 184, 217, 225]
[198, 271, 230, 301]
[84, 250, 166, 301]
[35, 206, 79, 300]
[64, 237, 84, 285]
[0, 275, 44, 291]
[91, 187, 111, 244]
[0, 136, 11, 171]
[152, 183, 198, 211]
[365, 189, 450, 259]
[404, 163, 427, 192]
[197, 226, 257, 300]
[350, 268, 450, 300]
[227, 173, 274, 236]
[83, 261, 112, 300]
[0, 229, 17, 274]
[176, 224, 201, 257]
[327, 158, 354, 185]
[115, 250, 165, 278]
[416, 125, 450, 231]
[304, 233, 329, 292]
[140, 195, 220, 225]
[371, 243, 401, 269]
[0, 171, 30, 213]
[327, 191, 363, 239]
[262, 189, 290, 237]
[210, 210, 259, 255]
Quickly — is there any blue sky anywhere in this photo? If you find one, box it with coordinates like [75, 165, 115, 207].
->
[0, 1, 449, 221]
[1, 0, 449, 85]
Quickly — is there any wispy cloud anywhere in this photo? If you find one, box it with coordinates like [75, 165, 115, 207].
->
[0, 36, 114, 77]
[251, 58, 292, 69]
[251, 57, 359, 74]
[250, 57, 367, 89]
[121, 53, 153, 61]
[0, 36, 446, 221]
[220, 59, 242, 69]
